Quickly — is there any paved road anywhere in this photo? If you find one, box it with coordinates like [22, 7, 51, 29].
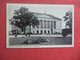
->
[9, 34, 72, 38]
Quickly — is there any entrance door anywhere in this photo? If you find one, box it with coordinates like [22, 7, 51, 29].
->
[37, 30, 39, 34]
[44, 30, 46, 34]
[48, 30, 50, 34]
[41, 30, 43, 34]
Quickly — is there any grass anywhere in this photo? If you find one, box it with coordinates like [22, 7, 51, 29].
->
[9, 36, 72, 45]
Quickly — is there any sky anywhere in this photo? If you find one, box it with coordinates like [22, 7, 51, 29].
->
[7, 4, 74, 29]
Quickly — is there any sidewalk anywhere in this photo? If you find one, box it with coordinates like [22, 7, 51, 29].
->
[9, 34, 72, 38]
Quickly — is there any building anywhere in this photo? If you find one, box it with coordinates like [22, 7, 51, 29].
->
[26, 12, 62, 34]
[9, 12, 62, 35]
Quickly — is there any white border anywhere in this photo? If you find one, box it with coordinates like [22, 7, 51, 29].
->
[6, 3, 74, 48]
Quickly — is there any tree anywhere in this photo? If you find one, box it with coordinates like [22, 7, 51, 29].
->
[62, 11, 72, 37]
[63, 11, 72, 29]
[10, 7, 39, 35]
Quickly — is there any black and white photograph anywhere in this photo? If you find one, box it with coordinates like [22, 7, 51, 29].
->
[6, 4, 74, 48]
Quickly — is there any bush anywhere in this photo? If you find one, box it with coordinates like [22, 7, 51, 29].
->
[38, 38, 49, 43]
[23, 38, 49, 44]
[62, 28, 69, 37]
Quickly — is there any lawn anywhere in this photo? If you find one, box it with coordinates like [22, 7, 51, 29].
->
[9, 36, 72, 45]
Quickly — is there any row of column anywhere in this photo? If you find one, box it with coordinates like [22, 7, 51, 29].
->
[37, 20, 54, 29]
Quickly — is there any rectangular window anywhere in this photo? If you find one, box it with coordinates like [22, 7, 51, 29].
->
[54, 21, 56, 29]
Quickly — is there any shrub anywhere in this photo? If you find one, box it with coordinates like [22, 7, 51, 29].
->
[23, 38, 49, 44]
[62, 29, 68, 37]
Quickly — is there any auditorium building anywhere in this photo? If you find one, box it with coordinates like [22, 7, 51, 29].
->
[9, 12, 62, 34]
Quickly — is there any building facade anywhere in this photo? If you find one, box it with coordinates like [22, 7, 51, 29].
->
[26, 12, 62, 34]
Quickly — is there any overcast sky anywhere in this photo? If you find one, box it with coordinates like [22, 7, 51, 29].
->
[7, 4, 74, 28]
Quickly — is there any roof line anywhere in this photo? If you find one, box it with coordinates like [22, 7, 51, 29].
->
[31, 12, 62, 20]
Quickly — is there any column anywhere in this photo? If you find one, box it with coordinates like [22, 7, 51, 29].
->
[47, 20, 48, 29]
[39, 20, 41, 29]
[49, 21, 51, 29]
[51, 21, 54, 33]
[42, 20, 44, 33]
[44, 20, 46, 29]
[51, 21, 53, 29]
[46, 20, 48, 29]
[42, 20, 44, 29]
[48, 21, 50, 29]
[41, 20, 43, 28]
[46, 20, 47, 29]
[40, 20, 42, 29]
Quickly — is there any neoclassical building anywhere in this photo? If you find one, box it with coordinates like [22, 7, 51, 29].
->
[26, 12, 62, 34]
[9, 12, 62, 34]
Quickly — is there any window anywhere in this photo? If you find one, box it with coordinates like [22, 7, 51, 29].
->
[54, 21, 56, 29]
